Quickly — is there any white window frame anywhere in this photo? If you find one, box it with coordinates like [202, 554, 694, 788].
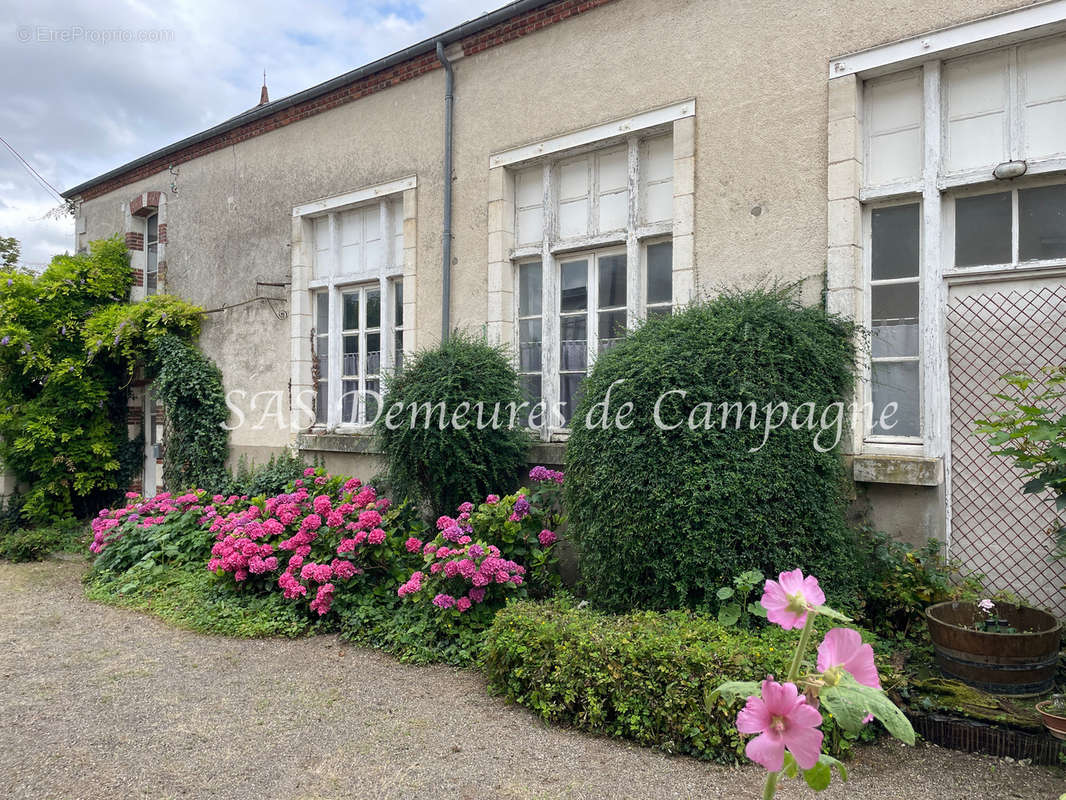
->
[850, 28, 1066, 458]
[862, 199, 925, 447]
[145, 211, 159, 296]
[508, 131, 675, 438]
[303, 191, 406, 432]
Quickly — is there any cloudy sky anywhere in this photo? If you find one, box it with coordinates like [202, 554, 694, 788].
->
[0, 0, 493, 268]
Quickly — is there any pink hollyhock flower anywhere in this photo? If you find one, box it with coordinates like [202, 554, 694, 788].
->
[761, 569, 825, 630]
[816, 628, 881, 689]
[736, 678, 824, 772]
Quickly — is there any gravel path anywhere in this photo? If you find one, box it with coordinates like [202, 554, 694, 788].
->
[0, 558, 1062, 800]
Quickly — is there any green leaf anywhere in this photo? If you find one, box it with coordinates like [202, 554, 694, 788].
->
[718, 603, 741, 626]
[782, 752, 799, 779]
[748, 602, 768, 618]
[820, 677, 915, 744]
[803, 760, 831, 791]
[716, 586, 735, 600]
[812, 604, 852, 622]
[707, 680, 760, 707]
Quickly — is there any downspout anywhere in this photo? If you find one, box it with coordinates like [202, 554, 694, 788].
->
[436, 41, 454, 344]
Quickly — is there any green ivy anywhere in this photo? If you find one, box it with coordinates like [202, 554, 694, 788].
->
[149, 335, 229, 492]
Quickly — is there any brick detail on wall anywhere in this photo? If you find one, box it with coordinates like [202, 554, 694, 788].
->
[131, 268, 144, 287]
[130, 191, 161, 217]
[78, 0, 617, 202]
[157, 222, 167, 243]
[125, 231, 144, 251]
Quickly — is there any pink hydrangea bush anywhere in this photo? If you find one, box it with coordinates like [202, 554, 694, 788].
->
[205, 467, 415, 616]
[90, 490, 219, 555]
[712, 569, 915, 798]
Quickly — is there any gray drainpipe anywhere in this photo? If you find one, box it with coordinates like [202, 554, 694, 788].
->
[436, 41, 454, 344]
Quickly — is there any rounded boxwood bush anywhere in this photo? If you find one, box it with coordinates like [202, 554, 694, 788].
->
[565, 289, 860, 612]
[375, 331, 530, 516]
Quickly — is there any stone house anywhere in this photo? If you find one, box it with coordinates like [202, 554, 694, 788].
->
[62, 0, 1066, 610]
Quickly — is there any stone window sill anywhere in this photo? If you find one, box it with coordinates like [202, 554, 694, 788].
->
[852, 454, 943, 486]
[298, 432, 566, 467]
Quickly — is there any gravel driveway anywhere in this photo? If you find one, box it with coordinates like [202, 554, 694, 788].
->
[0, 558, 1062, 800]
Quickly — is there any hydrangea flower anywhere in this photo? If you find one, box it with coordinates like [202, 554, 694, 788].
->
[761, 569, 825, 630]
[816, 627, 881, 689]
[538, 529, 557, 546]
[736, 678, 824, 771]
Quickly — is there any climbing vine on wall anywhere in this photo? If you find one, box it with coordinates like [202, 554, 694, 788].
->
[149, 335, 229, 492]
[0, 235, 218, 522]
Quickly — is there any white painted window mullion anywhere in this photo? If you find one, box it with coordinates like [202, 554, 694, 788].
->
[587, 252, 598, 375]
[541, 162, 558, 437]
[626, 136, 642, 325]
[327, 213, 341, 430]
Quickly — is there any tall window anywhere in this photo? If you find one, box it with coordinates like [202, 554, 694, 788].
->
[861, 33, 1066, 446]
[310, 197, 403, 428]
[512, 133, 675, 430]
[145, 212, 158, 295]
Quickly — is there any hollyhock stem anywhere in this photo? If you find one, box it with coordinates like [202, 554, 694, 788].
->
[786, 611, 816, 683]
[762, 771, 778, 800]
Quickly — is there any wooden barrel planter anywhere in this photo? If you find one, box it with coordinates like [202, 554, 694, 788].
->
[925, 601, 1062, 696]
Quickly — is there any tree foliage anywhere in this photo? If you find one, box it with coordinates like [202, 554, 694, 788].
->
[0, 237, 206, 521]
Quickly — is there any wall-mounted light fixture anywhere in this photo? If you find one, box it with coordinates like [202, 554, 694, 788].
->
[993, 160, 1027, 180]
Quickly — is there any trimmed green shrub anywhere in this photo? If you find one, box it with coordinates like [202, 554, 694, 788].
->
[375, 331, 530, 516]
[225, 450, 309, 498]
[565, 289, 861, 612]
[0, 520, 83, 562]
[484, 599, 869, 762]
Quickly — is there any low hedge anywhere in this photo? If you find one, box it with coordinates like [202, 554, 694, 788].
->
[484, 599, 869, 762]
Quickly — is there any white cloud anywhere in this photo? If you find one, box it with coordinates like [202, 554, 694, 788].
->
[0, 0, 492, 265]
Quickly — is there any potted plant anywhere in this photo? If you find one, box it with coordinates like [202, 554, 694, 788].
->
[1035, 693, 1066, 740]
[925, 597, 1061, 695]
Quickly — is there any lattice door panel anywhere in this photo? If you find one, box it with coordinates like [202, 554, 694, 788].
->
[947, 283, 1066, 614]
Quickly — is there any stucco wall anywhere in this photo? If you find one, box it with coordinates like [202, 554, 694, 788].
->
[76, 0, 1034, 508]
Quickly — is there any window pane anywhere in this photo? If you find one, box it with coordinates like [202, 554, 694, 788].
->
[955, 192, 1011, 267]
[1019, 184, 1066, 261]
[313, 332, 326, 379]
[394, 280, 404, 327]
[598, 254, 626, 308]
[560, 259, 588, 312]
[341, 379, 358, 424]
[147, 214, 158, 242]
[519, 318, 542, 372]
[646, 304, 672, 318]
[315, 292, 329, 334]
[560, 316, 587, 371]
[521, 374, 542, 406]
[871, 204, 919, 280]
[870, 361, 920, 437]
[316, 382, 328, 424]
[519, 261, 542, 317]
[598, 310, 627, 352]
[342, 335, 358, 377]
[366, 333, 380, 376]
[646, 242, 673, 305]
[871, 282, 918, 327]
[394, 331, 404, 371]
[343, 292, 359, 330]
[366, 289, 381, 329]
[147, 242, 158, 273]
[560, 373, 585, 425]
[364, 379, 380, 424]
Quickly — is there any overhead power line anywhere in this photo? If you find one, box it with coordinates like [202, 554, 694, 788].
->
[0, 134, 64, 203]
